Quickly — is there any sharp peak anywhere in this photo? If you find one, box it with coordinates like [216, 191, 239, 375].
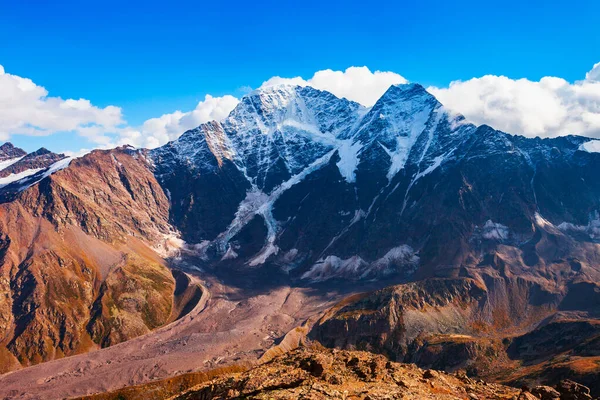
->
[0, 142, 27, 156]
[381, 82, 433, 99]
[248, 83, 302, 96]
[368, 82, 440, 112]
[246, 83, 328, 98]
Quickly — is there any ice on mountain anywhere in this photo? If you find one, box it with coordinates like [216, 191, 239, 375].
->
[0, 156, 25, 172]
[0, 168, 43, 188]
[336, 140, 362, 183]
[481, 220, 510, 240]
[580, 140, 600, 153]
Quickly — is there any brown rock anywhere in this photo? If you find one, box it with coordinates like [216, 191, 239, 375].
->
[531, 385, 561, 400]
[556, 379, 593, 400]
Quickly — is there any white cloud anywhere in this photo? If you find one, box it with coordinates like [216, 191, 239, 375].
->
[117, 94, 239, 148]
[4, 62, 600, 153]
[428, 63, 600, 139]
[261, 66, 408, 107]
[586, 62, 600, 82]
[0, 65, 123, 143]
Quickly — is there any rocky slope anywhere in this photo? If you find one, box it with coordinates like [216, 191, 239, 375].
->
[310, 276, 600, 395]
[92, 347, 596, 400]
[173, 348, 523, 400]
[149, 84, 600, 283]
[0, 146, 183, 371]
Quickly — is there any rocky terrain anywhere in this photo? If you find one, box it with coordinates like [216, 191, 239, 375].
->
[80, 347, 597, 400]
[0, 146, 195, 372]
[0, 83, 599, 398]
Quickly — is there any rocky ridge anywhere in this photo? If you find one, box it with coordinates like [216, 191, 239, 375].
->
[172, 348, 594, 400]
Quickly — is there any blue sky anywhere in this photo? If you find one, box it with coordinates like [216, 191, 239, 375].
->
[1, 0, 600, 153]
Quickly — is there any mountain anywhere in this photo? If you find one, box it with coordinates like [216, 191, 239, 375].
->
[0, 145, 70, 203]
[0, 147, 66, 178]
[1, 83, 600, 398]
[0, 147, 201, 372]
[0, 143, 26, 162]
[150, 84, 600, 283]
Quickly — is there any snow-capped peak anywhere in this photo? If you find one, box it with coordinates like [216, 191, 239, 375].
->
[351, 83, 444, 179]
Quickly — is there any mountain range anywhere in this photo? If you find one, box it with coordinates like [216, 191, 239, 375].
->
[0, 83, 600, 399]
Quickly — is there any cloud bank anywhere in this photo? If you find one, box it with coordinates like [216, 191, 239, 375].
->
[429, 63, 600, 139]
[0, 65, 122, 143]
[118, 95, 239, 149]
[1, 62, 600, 152]
[261, 66, 408, 107]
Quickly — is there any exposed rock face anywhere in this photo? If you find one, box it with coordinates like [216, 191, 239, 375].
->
[148, 84, 600, 285]
[309, 275, 600, 395]
[0, 147, 177, 371]
[174, 347, 521, 400]
[1, 82, 600, 396]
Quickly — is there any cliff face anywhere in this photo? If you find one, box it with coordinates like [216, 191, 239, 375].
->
[0, 147, 176, 371]
[310, 271, 600, 394]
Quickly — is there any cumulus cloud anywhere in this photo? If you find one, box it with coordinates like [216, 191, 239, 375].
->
[0, 65, 123, 143]
[118, 94, 239, 148]
[262, 66, 408, 107]
[4, 62, 600, 152]
[428, 63, 600, 139]
[586, 62, 600, 82]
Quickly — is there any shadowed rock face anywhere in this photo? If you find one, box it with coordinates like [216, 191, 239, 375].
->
[149, 84, 600, 285]
[0, 147, 177, 371]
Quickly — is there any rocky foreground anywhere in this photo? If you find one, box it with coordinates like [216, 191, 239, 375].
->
[169, 348, 593, 400]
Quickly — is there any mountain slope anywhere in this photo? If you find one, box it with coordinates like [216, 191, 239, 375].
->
[0, 147, 182, 371]
[149, 83, 600, 283]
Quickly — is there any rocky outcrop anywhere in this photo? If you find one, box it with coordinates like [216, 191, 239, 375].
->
[174, 347, 521, 400]
[309, 275, 600, 396]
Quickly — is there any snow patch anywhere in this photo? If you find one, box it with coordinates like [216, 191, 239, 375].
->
[336, 140, 362, 183]
[0, 168, 43, 189]
[481, 220, 509, 240]
[215, 150, 336, 263]
[155, 232, 186, 257]
[371, 245, 420, 276]
[302, 245, 419, 282]
[579, 140, 600, 153]
[249, 242, 279, 266]
[301, 255, 368, 282]
[13, 157, 74, 193]
[0, 156, 24, 172]
[558, 211, 600, 240]
[379, 104, 432, 180]
[221, 245, 239, 260]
